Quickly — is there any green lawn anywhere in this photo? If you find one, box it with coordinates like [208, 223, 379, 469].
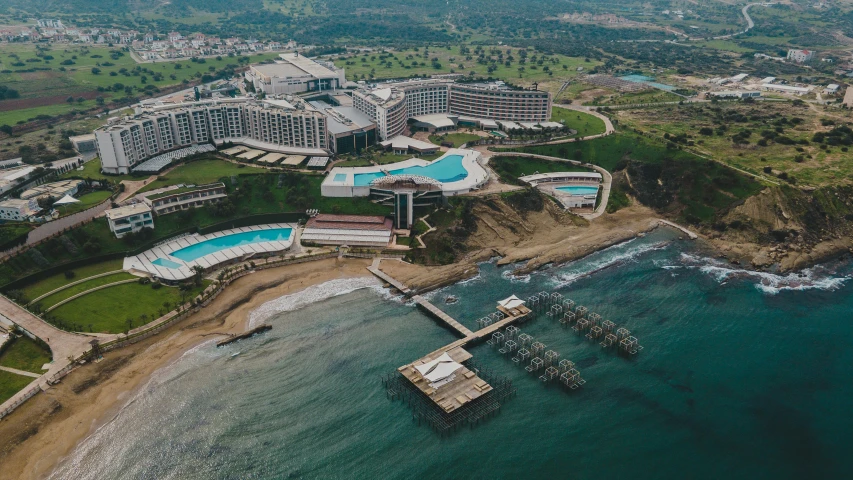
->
[19, 259, 125, 302]
[35, 272, 137, 310]
[0, 336, 51, 373]
[490, 156, 593, 185]
[0, 370, 35, 404]
[139, 158, 265, 192]
[60, 158, 117, 181]
[57, 190, 113, 216]
[48, 281, 210, 334]
[550, 107, 607, 138]
[429, 132, 481, 147]
[0, 223, 33, 245]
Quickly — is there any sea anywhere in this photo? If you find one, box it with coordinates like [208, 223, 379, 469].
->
[49, 229, 853, 480]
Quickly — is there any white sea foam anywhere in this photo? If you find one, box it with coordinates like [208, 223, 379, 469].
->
[669, 253, 850, 295]
[501, 269, 531, 283]
[551, 240, 670, 288]
[247, 277, 390, 328]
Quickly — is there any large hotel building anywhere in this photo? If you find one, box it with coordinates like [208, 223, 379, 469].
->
[95, 98, 328, 174]
[352, 79, 552, 140]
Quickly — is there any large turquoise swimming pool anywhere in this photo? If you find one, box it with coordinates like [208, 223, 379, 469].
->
[555, 185, 600, 196]
[170, 228, 293, 262]
[353, 154, 468, 186]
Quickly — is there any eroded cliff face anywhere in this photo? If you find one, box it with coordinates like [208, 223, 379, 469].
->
[707, 185, 853, 270]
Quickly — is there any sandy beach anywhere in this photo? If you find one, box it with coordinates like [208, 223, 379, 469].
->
[0, 258, 373, 480]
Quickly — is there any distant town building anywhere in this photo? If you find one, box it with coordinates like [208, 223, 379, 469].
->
[105, 203, 154, 238]
[787, 49, 814, 63]
[244, 53, 346, 94]
[824, 84, 840, 94]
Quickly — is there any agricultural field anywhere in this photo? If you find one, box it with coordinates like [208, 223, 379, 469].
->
[614, 101, 853, 186]
[0, 115, 103, 163]
[0, 44, 278, 126]
[326, 45, 601, 86]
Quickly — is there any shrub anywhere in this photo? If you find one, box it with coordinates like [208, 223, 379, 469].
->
[64, 270, 76, 280]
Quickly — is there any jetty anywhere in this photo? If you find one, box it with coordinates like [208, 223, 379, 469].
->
[411, 295, 474, 337]
[216, 324, 272, 347]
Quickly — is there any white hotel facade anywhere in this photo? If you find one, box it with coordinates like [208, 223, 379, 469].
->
[95, 98, 328, 174]
[352, 79, 552, 140]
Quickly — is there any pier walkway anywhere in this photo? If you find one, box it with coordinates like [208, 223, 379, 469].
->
[411, 295, 474, 337]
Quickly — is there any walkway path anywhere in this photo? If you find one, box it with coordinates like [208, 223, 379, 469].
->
[0, 366, 41, 378]
[658, 219, 698, 239]
[490, 152, 613, 219]
[29, 270, 124, 305]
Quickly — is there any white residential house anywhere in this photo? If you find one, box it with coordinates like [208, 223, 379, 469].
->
[104, 203, 154, 238]
[0, 198, 40, 221]
[787, 49, 814, 63]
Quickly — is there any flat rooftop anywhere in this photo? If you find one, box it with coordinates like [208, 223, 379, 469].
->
[398, 346, 492, 413]
[309, 101, 374, 135]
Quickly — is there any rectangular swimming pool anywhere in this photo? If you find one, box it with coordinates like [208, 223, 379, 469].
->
[555, 185, 600, 196]
[170, 228, 293, 262]
[333, 173, 347, 182]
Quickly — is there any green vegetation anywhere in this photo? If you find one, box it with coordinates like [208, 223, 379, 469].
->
[0, 370, 35, 404]
[0, 335, 51, 373]
[139, 158, 265, 192]
[499, 132, 764, 224]
[0, 223, 33, 246]
[47, 281, 210, 333]
[19, 259, 124, 301]
[335, 151, 441, 167]
[428, 132, 481, 147]
[549, 107, 606, 137]
[33, 272, 137, 310]
[490, 156, 591, 185]
[56, 190, 112, 216]
[60, 158, 113, 181]
[0, 44, 278, 126]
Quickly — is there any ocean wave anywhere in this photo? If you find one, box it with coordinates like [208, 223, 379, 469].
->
[671, 253, 850, 295]
[248, 277, 389, 328]
[551, 240, 670, 288]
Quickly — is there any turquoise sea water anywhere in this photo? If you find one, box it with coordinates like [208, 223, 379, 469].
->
[619, 74, 676, 92]
[353, 155, 467, 186]
[170, 228, 293, 262]
[555, 185, 600, 195]
[52, 230, 853, 479]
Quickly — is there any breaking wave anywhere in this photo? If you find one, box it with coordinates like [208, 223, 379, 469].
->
[551, 240, 671, 288]
[248, 277, 392, 328]
[671, 253, 850, 295]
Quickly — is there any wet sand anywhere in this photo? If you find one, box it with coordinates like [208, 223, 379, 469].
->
[0, 258, 372, 480]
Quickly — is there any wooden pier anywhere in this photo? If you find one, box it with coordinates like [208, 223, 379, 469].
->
[411, 295, 474, 337]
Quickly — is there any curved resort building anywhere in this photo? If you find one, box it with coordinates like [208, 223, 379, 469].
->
[321, 149, 488, 228]
[353, 79, 552, 140]
[124, 224, 295, 282]
[95, 97, 329, 174]
[520, 172, 603, 210]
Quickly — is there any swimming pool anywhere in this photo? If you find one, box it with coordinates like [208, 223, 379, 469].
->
[555, 185, 600, 196]
[152, 258, 183, 269]
[353, 155, 468, 186]
[333, 173, 347, 182]
[170, 228, 293, 262]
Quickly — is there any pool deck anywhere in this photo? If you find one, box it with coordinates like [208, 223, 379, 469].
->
[123, 223, 296, 281]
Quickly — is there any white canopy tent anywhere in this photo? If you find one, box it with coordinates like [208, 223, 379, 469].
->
[415, 352, 463, 388]
[54, 194, 80, 205]
[498, 295, 525, 310]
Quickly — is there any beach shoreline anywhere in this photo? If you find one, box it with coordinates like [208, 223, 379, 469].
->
[0, 258, 374, 480]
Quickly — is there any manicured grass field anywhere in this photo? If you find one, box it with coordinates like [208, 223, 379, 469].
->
[429, 132, 481, 147]
[20, 259, 125, 301]
[0, 370, 35, 404]
[0, 335, 51, 373]
[490, 156, 593, 185]
[550, 107, 607, 137]
[49, 281, 210, 334]
[139, 158, 265, 192]
[60, 158, 116, 181]
[34, 272, 137, 310]
[57, 190, 113, 216]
